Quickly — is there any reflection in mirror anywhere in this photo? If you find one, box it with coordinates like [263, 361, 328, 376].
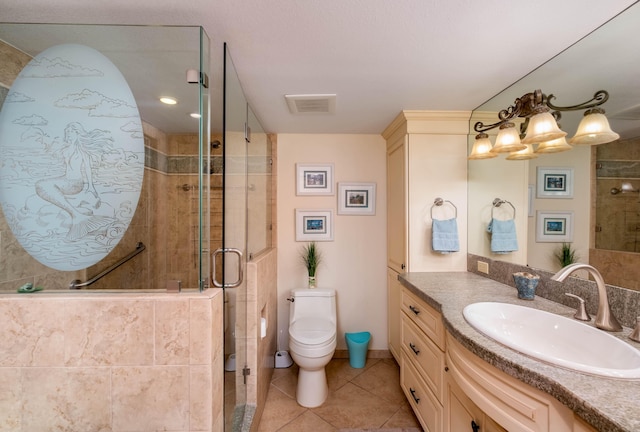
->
[468, 3, 640, 291]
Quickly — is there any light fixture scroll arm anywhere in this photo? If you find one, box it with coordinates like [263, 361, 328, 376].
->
[546, 90, 610, 112]
[473, 93, 531, 133]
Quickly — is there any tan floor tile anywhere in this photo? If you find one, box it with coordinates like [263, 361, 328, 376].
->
[325, 358, 379, 391]
[311, 382, 399, 429]
[271, 369, 298, 399]
[382, 402, 422, 429]
[351, 358, 405, 405]
[257, 384, 306, 432]
[277, 411, 337, 432]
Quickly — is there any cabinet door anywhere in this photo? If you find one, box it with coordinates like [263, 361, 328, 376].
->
[445, 374, 483, 432]
[387, 134, 407, 273]
[387, 268, 402, 361]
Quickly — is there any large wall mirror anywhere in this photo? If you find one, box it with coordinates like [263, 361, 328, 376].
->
[468, 2, 640, 290]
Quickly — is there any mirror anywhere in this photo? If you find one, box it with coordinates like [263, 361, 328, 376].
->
[468, 3, 640, 291]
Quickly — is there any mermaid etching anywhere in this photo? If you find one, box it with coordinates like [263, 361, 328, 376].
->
[35, 122, 115, 240]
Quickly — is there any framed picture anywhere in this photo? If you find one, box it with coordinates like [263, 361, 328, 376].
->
[536, 167, 574, 198]
[296, 163, 334, 195]
[295, 209, 334, 241]
[536, 211, 574, 242]
[337, 182, 376, 215]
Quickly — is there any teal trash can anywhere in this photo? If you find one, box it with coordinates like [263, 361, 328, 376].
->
[345, 331, 371, 368]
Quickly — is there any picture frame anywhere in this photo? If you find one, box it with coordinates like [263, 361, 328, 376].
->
[295, 209, 334, 241]
[296, 163, 334, 195]
[536, 167, 574, 198]
[536, 211, 574, 242]
[337, 182, 376, 215]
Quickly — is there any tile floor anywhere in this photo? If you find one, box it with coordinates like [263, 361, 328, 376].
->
[257, 357, 422, 431]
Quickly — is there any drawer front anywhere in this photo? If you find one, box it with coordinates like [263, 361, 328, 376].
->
[401, 314, 445, 401]
[401, 288, 445, 350]
[401, 353, 443, 432]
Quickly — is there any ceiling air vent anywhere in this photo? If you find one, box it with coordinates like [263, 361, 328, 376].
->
[285, 94, 336, 114]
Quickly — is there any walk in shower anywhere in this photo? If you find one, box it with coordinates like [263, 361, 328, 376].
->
[0, 22, 273, 431]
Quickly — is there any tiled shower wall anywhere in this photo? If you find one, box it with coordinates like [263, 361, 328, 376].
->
[0, 289, 224, 432]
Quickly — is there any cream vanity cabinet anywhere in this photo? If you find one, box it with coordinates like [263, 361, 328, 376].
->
[383, 110, 469, 362]
[399, 285, 598, 432]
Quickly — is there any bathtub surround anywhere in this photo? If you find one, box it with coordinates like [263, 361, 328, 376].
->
[468, 253, 640, 329]
[0, 289, 224, 431]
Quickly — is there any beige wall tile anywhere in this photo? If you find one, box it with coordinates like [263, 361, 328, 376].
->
[0, 298, 65, 366]
[190, 365, 213, 431]
[155, 298, 190, 365]
[0, 368, 21, 430]
[112, 366, 190, 431]
[64, 299, 154, 366]
[21, 367, 111, 431]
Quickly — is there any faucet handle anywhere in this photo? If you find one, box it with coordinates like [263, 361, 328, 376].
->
[565, 293, 591, 321]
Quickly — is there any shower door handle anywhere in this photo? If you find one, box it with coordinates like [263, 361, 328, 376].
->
[212, 248, 244, 288]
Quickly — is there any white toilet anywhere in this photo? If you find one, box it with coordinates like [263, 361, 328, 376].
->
[288, 288, 337, 408]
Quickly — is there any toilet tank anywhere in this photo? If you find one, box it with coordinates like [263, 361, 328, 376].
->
[289, 288, 336, 324]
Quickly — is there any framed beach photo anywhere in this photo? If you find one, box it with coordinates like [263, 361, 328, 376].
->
[536, 211, 574, 242]
[296, 163, 334, 195]
[337, 182, 376, 215]
[295, 209, 334, 241]
[536, 167, 574, 198]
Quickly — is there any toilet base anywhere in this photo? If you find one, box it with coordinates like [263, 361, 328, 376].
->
[296, 367, 328, 408]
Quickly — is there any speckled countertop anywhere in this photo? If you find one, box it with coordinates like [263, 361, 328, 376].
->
[399, 272, 640, 432]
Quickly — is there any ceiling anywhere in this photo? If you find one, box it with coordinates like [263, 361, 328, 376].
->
[1, 0, 638, 134]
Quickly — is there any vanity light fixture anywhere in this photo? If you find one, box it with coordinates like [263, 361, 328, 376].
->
[189, 112, 201, 118]
[469, 89, 619, 161]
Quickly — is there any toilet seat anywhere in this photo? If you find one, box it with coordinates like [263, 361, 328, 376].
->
[289, 317, 335, 345]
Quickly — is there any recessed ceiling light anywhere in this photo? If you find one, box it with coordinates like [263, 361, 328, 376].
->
[160, 96, 177, 105]
[190, 112, 201, 119]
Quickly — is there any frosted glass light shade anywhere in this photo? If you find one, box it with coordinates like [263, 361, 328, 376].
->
[521, 111, 566, 144]
[535, 136, 573, 153]
[569, 110, 620, 145]
[468, 133, 497, 159]
[491, 123, 526, 153]
[506, 144, 537, 160]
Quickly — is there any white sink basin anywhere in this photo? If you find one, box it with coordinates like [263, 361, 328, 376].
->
[463, 302, 640, 379]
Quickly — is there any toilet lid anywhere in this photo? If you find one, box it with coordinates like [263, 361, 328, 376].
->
[289, 317, 335, 345]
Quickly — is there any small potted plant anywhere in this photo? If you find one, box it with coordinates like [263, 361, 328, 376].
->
[300, 241, 322, 288]
[555, 242, 579, 268]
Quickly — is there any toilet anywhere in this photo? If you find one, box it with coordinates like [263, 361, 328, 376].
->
[288, 288, 337, 407]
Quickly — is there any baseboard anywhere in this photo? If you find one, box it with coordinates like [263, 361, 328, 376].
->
[333, 349, 392, 359]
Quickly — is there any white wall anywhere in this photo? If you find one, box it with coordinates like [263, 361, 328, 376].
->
[277, 133, 387, 351]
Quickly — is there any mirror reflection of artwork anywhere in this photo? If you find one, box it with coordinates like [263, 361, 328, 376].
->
[0, 44, 144, 271]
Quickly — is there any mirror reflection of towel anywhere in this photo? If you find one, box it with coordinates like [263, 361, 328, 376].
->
[487, 218, 518, 253]
[432, 218, 460, 254]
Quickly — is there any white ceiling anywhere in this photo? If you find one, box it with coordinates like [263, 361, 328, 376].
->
[1, 0, 638, 134]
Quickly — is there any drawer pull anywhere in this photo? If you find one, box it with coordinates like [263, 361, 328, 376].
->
[471, 420, 480, 432]
[409, 342, 420, 355]
[409, 305, 420, 315]
[409, 387, 420, 404]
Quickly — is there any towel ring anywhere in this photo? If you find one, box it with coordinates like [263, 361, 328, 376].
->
[492, 198, 516, 219]
[431, 197, 457, 219]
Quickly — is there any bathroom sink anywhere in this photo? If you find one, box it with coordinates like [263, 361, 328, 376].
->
[462, 302, 640, 379]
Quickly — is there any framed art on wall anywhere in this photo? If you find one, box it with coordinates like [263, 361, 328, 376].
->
[296, 163, 334, 195]
[536, 167, 574, 198]
[337, 182, 376, 215]
[295, 209, 334, 241]
[536, 211, 574, 242]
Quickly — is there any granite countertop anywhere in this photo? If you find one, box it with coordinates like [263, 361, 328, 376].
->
[399, 271, 640, 432]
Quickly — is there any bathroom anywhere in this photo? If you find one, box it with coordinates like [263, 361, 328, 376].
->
[3, 3, 640, 432]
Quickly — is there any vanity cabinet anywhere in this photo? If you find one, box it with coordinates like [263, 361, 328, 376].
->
[397, 284, 599, 432]
[383, 111, 469, 362]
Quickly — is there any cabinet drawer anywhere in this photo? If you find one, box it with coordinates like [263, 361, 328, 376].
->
[401, 288, 445, 350]
[401, 314, 445, 401]
[401, 353, 442, 432]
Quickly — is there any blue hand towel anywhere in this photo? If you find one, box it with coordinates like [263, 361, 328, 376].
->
[432, 218, 460, 254]
[487, 218, 518, 254]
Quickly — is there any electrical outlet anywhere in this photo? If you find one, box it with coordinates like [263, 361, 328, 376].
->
[477, 261, 489, 274]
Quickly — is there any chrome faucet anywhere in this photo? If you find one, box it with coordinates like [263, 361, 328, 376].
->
[551, 263, 622, 332]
